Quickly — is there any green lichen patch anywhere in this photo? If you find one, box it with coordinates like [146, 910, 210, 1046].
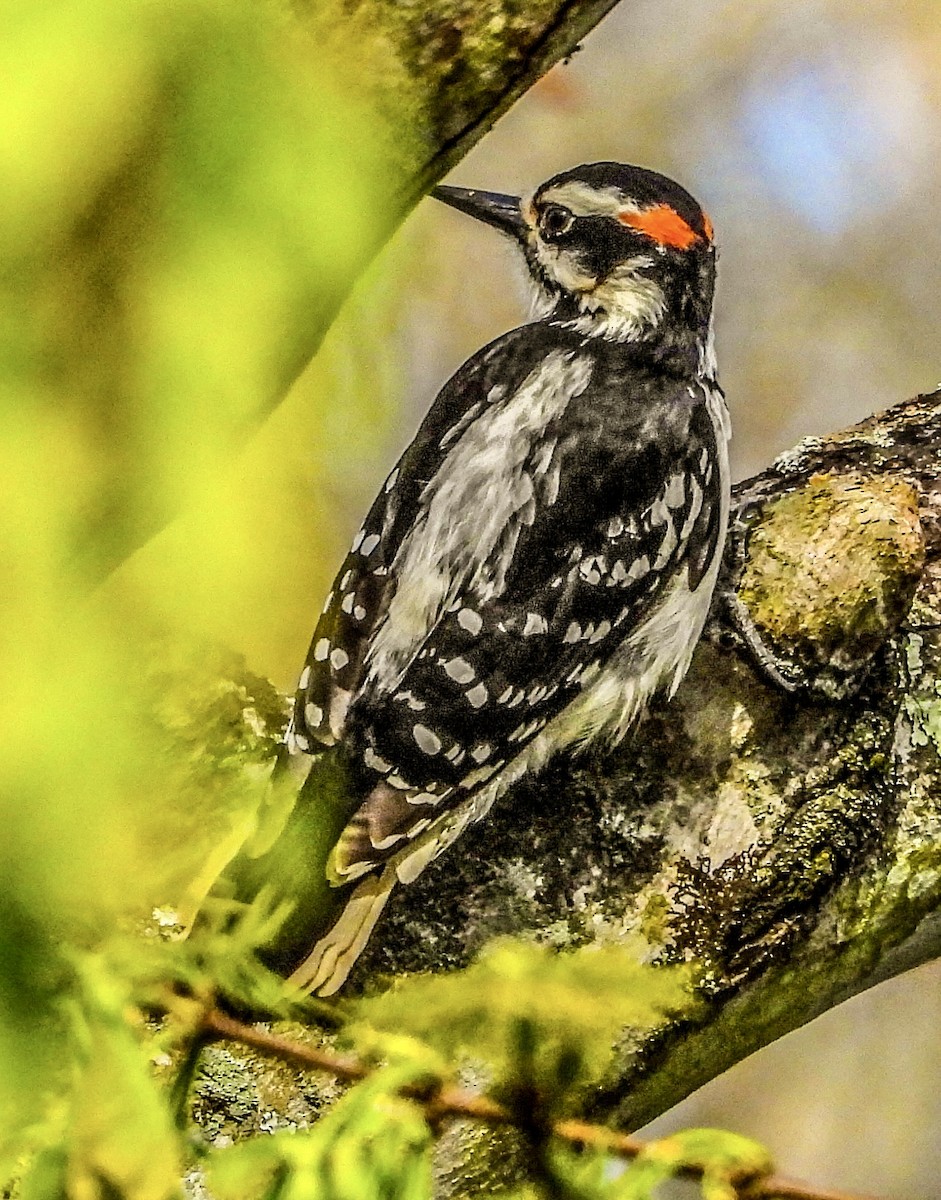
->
[191, 1047, 261, 1141]
[898, 631, 941, 760]
[739, 472, 923, 675]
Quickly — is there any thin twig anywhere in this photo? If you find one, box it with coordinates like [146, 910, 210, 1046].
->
[169, 1027, 213, 1132]
[201, 1008, 878, 1200]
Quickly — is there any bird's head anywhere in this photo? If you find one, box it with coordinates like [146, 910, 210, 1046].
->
[433, 162, 716, 348]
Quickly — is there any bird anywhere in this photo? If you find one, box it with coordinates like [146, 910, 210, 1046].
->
[209, 161, 730, 997]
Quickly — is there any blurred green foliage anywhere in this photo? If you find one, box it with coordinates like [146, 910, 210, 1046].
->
[352, 941, 693, 1111]
[499, 1129, 772, 1200]
[0, 0, 396, 1182]
[2, 918, 732, 1200]
[607, 1129, 771, 1200]
[207, 1066, 433, 1200]
[1, 0, 381, 577]
[0, 3, 776, 1198]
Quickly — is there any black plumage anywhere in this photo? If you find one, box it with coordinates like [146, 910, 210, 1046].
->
[204, 162, 730, 995]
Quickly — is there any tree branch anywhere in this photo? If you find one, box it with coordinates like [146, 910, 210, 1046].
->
[270, 0, 632, 387]
[200, 1007, 876, 1200]
[185, 390, 941, 1191]
[347, 389, 941, 1131]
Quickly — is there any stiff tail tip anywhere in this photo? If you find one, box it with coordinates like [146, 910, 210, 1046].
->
[287, 868, 396, 996]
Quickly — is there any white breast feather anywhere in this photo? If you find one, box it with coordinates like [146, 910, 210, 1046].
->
[364, 351, 592, 695]
[392, 381, 732, 887]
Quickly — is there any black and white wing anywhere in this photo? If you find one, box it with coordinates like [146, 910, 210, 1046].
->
[287, 323, 586, 759]
[291, 326, 725, 883]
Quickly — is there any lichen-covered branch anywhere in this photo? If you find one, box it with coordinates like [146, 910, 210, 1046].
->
[198, 1007, 868, 1200]
[276, 0, 630, 388]
[302, 0, 625, 200]
[189, 390, 941, 1191]
[346, 389, 941, 1133]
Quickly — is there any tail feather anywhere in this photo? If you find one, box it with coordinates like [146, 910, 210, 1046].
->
[203, 746, 364, 980]
[287, 867, 396, 995]
[198, 744, 485, 995]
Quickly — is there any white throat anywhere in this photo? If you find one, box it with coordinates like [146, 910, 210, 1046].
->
[528, 251, 667, 343]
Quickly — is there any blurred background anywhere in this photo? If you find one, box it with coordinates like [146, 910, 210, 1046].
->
[421, 2, 941, 1192]
[421, 3, 941, 1193]
[199, 0, 938, 1192]
[9, 0, 937, 1191]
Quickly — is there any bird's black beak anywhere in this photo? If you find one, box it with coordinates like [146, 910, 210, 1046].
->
[432, 185, 527, 241]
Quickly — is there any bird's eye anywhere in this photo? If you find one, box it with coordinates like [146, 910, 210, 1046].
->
[539, 204, 574, 239]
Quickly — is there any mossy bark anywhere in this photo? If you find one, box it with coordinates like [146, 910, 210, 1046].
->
[300, 0, 625, 196]
[352, 390, 941, 1140]
[194, 390, 941, 1191]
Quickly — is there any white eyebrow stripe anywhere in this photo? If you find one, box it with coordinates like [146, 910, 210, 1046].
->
[537, 182, 627, 217]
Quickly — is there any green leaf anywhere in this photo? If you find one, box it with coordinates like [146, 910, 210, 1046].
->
[17, 1146, 70, 1200]
[109, 893, 322, 1025]
[613, 1152, 677, 1200]
[0, 908, 68, 1173]
[353, 941, 691, 1102]
[65, 960, 184, 1200]
[544, 1144, 621, 1200]
[617, 1128, 773, 1200]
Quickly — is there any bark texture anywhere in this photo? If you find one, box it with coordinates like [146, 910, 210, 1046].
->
[304, 0, 625, 199]
[49, 0, 626, 580]
[346, 389, 941, 1132]
[190, 391, 941, 1193]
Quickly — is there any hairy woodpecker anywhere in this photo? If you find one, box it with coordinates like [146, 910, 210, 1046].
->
[211, 162, 730, 996]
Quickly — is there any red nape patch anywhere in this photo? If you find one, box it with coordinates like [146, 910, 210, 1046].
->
[618, 204, 700, 250]
[702, 212, 714, 242]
